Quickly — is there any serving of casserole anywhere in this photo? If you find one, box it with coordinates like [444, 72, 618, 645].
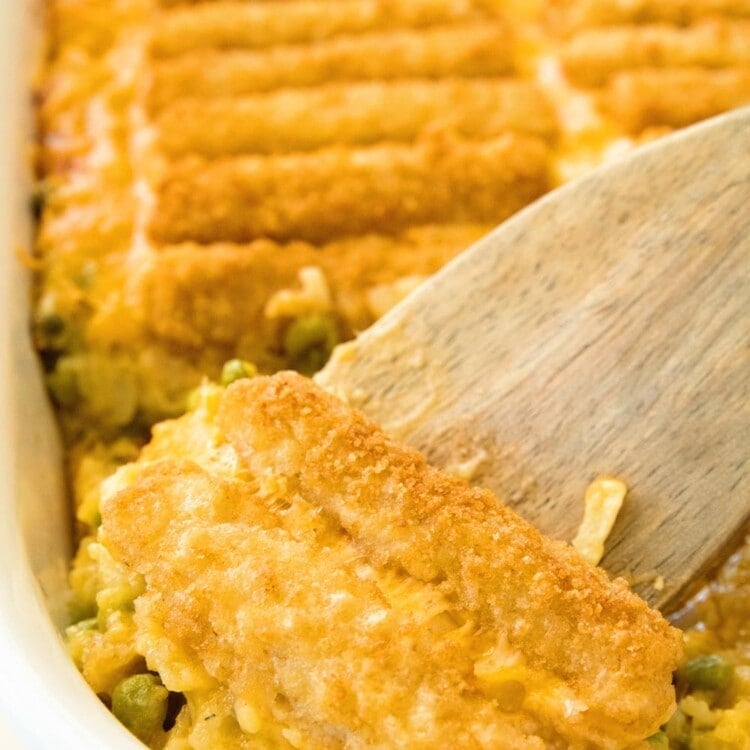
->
[3, 1, 750, 748]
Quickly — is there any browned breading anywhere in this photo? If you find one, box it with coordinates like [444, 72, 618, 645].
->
[100, 373, 681, 748]
[148, 22, 515, 112]
[132, 225, 488, 364]
[151, 0, 491, 58]
[156, 79, 556, 157]
[605, 66, 750, 130]
[560, 20, 750, 86]
[149, 132, 551, 245]
[546, 0, 750, 35]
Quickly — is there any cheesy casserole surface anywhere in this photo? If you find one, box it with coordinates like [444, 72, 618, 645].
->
[32, 0, 750, 747]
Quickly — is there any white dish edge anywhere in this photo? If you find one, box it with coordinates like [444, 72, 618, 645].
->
[0, 3, 145, 748]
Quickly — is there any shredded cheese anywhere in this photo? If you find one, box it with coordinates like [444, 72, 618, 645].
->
[572, 476, 627, 566]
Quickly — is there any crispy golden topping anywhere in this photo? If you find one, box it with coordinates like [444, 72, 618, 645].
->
[100, 374, 682, 748]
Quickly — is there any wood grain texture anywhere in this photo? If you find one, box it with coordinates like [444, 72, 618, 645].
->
[319, 107, 750, 612]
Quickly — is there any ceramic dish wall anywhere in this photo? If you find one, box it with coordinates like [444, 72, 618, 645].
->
[0, 3, 142, 748]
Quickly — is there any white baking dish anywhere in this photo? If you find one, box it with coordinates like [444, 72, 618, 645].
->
[0, 3, 141, 748]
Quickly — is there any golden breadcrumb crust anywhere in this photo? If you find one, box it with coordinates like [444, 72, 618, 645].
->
[101, 374, 681, 749]
[39, 0, 750, 431]
[147, 22, 515, 110]
[150, 132, 551, 245]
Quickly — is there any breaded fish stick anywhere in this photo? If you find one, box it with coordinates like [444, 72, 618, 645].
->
[151, 0, 488, 58]
[561, 20, 750, 86]
[133, 225, 489, 354]
[546, 0, 750, 34]
[150, 133, 551, 244]
[218, 373, 680, 745]
[101, 373, 681, 748]
[148, 22, 515, 111]
[104, 462, 555, 749]
[156, 80, 557, 157]
[605, 66, 750, 131]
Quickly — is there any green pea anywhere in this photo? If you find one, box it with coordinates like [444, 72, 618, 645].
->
[220, 358, 257, 387]
[67, 597, 97, 626]
[297, 346, 329, 375]
[679, 654, 734, 692]
[645, 731, 669, 747]
[283, 313, 339, 374]
[46, 357, 80, 407]
[663, 707, 690, 748]
[111, 673, 169, 742]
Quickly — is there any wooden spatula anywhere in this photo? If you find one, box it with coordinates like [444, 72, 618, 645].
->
[318, 107, 750, 613]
